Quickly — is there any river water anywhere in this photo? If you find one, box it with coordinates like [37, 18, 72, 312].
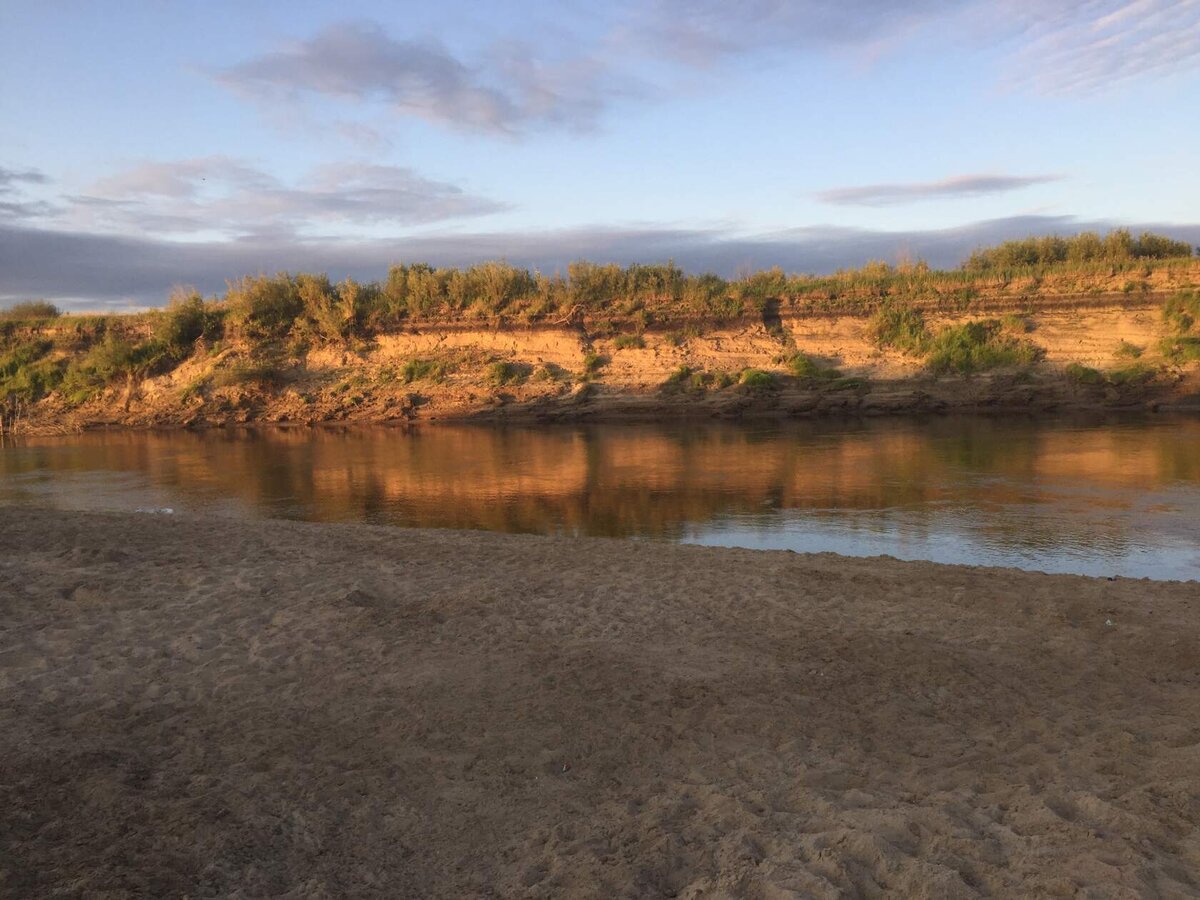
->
[2, 416, 1198, 580]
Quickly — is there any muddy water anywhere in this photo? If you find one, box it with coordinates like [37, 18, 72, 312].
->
[2, 416, 1198, 580]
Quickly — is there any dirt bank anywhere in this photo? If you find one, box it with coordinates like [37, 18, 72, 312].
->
[2, 508, 1197, 896]
[7, 296, 1199, 433]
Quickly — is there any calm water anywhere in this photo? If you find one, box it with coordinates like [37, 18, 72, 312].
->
[2, 417, 1199, 581]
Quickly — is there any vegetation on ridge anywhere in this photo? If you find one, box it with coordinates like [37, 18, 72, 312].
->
[1, 230, 1197, 422]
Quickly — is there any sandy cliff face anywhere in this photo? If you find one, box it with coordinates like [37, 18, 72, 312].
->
[14, 299, 1200, 431]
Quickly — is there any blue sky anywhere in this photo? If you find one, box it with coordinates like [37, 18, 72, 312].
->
[2, 0, 1199, 307]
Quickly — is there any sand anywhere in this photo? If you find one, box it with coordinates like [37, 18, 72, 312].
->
[1, 508, 1198, 898]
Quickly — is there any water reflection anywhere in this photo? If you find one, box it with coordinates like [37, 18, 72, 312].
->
[2, 417, 1199, 580]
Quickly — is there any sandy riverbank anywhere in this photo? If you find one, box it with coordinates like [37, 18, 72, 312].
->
[2, 508, 1198, 897]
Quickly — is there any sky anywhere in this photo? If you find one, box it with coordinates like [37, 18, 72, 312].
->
[2, 0, 1199, 309]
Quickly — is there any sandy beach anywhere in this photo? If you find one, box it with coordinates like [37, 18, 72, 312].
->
[1, 508, 1198, 897]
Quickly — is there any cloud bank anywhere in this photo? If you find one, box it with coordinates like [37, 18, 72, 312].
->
[817, 174, 1064, 206]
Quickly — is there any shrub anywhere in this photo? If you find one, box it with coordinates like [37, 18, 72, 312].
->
[924, 320, 1042, 374]
[1159, 337, 1200, 364]
[786, 352, 841, 380]
[487, 360, 530, 386]
[0, 339, 62, 402]
[1065, 363, 1104, 384]
[1114, 340, 1143, 359]
[1107, 363, 1157, 385]
[154, 291, 223, 355]
[613, 334, 645, 350]
[1164, 290, 1200, 334]
[225, 274, 304, 340]
[582, 352, 607, 375]
[738, 368, 776, 389]
[964, 229, 1193, 271]
[0, 300, 60, 321]
[400, 358, 452, 383]
[1000, 314, 1034, 334]
[869, 305, 930, 354]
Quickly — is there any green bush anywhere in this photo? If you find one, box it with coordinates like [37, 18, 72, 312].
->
[786, 352, 841, 380]
[1114, 340, 1143, 359]
[154, 292, 223, 354]
[1107, 363, 1157, 385]
[1164, 290, 1200, 334]
[1065, 362, 1104, 384]
[225, 274, 304, 340]
[738, 368, 776, 389]
[924, 320, 1042, 374]
[0, 339, 62, 402]
[869, 305, 931, 354]
[0, 300, 61, 321]
[965, 229, 1193, 271]
[613, 334, 645, 350]
[581, 352, 607, 375]
[487, 360, 530, 386]
[400, 358, 452, 383]
[1160, 337, 1200, 364]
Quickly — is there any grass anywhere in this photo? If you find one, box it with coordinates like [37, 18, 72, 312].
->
[612, 334, 645, 350]
[868, 305, 931, 355]
[1164, 290, 1200, 335]
[400, 358, 452, 383]
[1107, 363, 1157, 386]
[923, 320, 1042, 375]
[1114, 341, 1144, 359]
[1065, 363, 1104, 385]
[785, 352, 842, 380]
[487, 361, 530, 387]
[738, 368, 776, 389]
[869, 307, 1042, 374]
[581, 352, 607, 376]
[1160, 337, 1200, 364]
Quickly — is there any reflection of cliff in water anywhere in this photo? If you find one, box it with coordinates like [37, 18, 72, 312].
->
[3, 417, 1199, 556]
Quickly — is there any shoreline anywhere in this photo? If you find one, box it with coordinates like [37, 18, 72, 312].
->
[3, 508, 1198, 895]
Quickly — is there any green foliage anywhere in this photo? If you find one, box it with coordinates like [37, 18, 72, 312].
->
[225, 274, 305, 340]
[154, 291, 223, 355]
[1114, 340, 1143, 359]
[400, 358, 452, 383]
[1159, 337, 1200, 364]
[924, 320, 1042, 374]
[1163, 290, 1200, 334]
[487, 360, 530, 386]
[868, 305, 931, 354]
[1107, 363, 1157, 386]
[1000, 314, 1034, 334]
[612, 334, 645, 350]
[738, 368, 776, 389]
[786, 352, 842, 380]
[581, 352, 607, 375]
[55, 333, 171, 404]
[1065, 363, 1104, 385]
[965, 229, 1193, 271]
[0, 300, 61, 321]
[0, 338, 62, 402]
